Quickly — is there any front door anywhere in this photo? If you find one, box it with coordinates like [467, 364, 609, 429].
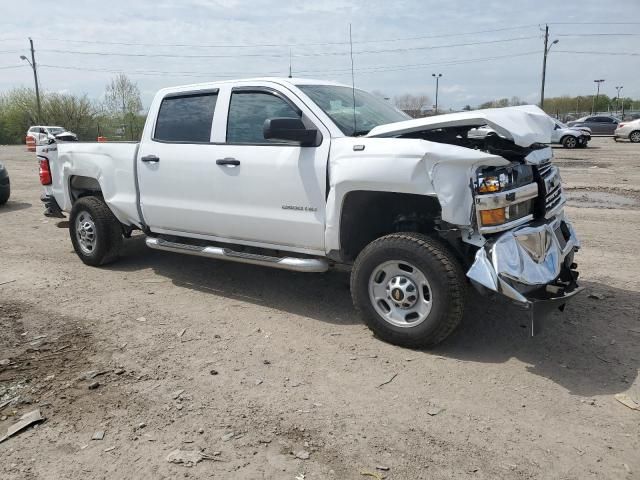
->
[207, 85, 329, 253]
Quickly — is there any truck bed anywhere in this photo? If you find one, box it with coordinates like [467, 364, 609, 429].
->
[47, 141, 142, 226]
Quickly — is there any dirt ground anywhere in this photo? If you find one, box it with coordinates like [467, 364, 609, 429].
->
[0, 137, 639, 480]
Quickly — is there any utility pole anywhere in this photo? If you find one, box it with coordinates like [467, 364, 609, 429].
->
[592, 79, 605, 114]
[288, 48, 292, 78]
[615, 86, 623, 116]
[539, 24, 558, 110]
[20, 38, 42, 122]
[432, 73, 442, 114]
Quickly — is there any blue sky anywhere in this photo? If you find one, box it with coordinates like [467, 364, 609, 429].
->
[1, 0, 638, 110]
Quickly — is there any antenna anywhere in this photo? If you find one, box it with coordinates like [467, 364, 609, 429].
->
[288, 48, 292, 78]
[349, 23, 357, 135]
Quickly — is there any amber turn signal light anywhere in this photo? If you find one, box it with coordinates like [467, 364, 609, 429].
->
[480, 208, 506, 226]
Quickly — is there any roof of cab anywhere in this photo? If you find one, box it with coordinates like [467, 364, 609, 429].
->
[155, 77, 350, 95]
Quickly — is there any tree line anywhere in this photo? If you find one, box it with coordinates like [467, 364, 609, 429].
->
[0, 74, 145, 144]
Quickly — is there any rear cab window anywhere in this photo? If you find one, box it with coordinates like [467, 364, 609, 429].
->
[154, 91, 218, 143]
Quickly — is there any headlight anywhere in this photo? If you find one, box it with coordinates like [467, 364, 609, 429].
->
[476, 164, 533, 194]
[474, 163, 537, 233]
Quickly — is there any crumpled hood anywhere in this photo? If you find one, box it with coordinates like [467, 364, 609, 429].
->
[366, 105, 555, 147]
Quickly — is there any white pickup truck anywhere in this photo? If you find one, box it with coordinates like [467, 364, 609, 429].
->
[38, 77, 581, 347]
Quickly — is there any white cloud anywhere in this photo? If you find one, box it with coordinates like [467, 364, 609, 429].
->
[0, 0, 638, 109]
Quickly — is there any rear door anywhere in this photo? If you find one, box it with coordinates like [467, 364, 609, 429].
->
[136, 88, 225, 236]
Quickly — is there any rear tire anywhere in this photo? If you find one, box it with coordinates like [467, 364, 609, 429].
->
[562, 136, 578, 149]
[351, 233, 465, 348]
[630, 131, 640, 143]
[69, 196, 123, 266]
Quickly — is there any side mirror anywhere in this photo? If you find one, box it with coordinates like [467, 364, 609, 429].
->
[263, 118, 318, 147]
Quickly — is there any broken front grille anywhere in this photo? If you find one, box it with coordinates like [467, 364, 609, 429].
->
[536, 160, 565, 216]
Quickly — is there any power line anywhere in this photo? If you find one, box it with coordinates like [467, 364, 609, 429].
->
[549, 22, 640, 25]
[0, 64, 26, 70]
[37, 51, 541, 79]
[555, 50, 640, 56]
[557, 33, 640, 37]
[38, 36, 539, 59]
[36, 25, 540, 49]
[0, 50, 21, 54]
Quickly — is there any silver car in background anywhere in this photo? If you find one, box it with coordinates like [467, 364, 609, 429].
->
[551, 121, 590, 148]
[614, 119, 640, 143]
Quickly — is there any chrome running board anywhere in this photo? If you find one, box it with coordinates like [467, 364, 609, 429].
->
[145, 237, 329, 273]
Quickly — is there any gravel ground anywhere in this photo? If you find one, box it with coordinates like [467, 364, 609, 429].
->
[0, 137, 639, 479]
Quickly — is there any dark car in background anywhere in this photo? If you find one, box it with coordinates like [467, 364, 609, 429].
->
[0, 161, 10, 205]
[567, 115, 620, 134]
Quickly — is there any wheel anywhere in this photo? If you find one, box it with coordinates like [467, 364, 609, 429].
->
[562, 136, 578, 149]
[69, 196, 123, 266]
[630, 131, 640, 143]
[351, 233, 465, 348]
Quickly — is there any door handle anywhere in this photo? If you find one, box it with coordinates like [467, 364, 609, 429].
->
[216, 158, 240, 166]
[141, 155, 160, 163]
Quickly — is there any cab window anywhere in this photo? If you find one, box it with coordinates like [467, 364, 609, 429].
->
[154, 92, 218, 143]
[226, 90, 300, 144]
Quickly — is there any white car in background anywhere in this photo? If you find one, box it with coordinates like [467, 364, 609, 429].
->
[27, 126, 78, 144]
[614, 119, 640, 143]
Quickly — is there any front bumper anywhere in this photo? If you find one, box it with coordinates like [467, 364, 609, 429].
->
[467, 212, 581, 314]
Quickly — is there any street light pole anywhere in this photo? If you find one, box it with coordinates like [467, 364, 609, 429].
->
[539, 24, 559, 110]
[615, 86, 623, 117]
[432, 73, 442, 114]
[592, 79, 605, 114]
[20, 37, 42, 122]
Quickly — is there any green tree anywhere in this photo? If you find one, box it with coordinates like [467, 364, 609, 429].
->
[104, 74, 143, 140]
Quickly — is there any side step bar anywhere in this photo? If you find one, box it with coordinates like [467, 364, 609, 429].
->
[145, 237, 329, 273]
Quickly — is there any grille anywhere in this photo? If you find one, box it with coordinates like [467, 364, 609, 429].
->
[536, 160, 564, 215]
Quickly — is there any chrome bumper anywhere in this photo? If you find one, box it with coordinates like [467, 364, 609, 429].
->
[466, 212, 581, 309]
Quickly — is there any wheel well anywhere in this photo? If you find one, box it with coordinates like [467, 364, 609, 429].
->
[69, 176, 102, 203]
[339, 191, 441, 262]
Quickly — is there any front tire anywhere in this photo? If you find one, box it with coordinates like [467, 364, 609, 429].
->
[562, 136, 578, 149]
[351, 233, 465, 348]
[69, 196, 123, 266]
[630, 131, 640, 143]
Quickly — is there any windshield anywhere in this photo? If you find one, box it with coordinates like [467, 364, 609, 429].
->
[47, 127, 65, 134]
[297, 85, 409, 136]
